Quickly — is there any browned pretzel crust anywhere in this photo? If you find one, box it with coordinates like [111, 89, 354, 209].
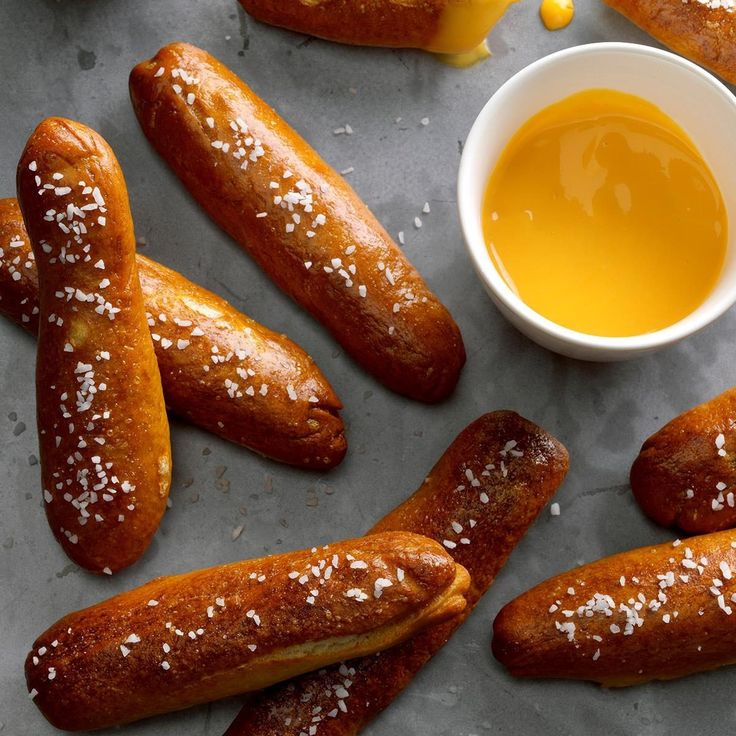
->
[604, 0, 736, 85]
[130, 42, 465, 403]
[631, 387, 736, 533]
[239, 0, 446, 50]
[225, 411, 568, 735]
[17, 118, 171, 573]
[26, 532, 469, 731]
[0, 197, 346, 469]
[493, 529, 736, 685]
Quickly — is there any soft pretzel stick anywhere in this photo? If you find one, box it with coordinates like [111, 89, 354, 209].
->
[225, 411, 569, 735]
[130, 42, 465, 403]
[0, 199, 39, 327]
[603, 0, 736, 85]
[26, 531, 470, 731]
[238, 0, 519, 55]
[493, 529, 736, 685]
[17, 118, 172, 573]
[0, 197, 346, 469]
[631, 387, 736, 533]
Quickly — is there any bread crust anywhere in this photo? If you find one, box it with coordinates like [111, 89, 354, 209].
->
[604, 0, 736, 85]
[16, 118, 172, 573]
[129, 42, 465, 403]
[493, 529, 736, 685]
[224, 411, 569, 735]
[25, 531, 469, 731]
[239, 0, 446, 50]
[0, 199, 39, 327]
[0, 197, 346, 469]
[630, 387, 736, 533]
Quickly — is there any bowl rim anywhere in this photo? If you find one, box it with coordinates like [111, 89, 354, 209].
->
[458, 41, 736, 355]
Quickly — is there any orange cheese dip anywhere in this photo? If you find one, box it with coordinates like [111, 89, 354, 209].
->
[483, 89, 728, 337]
[540, 0, 575, 30]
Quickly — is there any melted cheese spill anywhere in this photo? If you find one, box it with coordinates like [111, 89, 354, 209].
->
[436, 41, 492, 68]
[540, 0, 574, 30]
[483, 89, 728, 337]
[429, 0, 518, 55]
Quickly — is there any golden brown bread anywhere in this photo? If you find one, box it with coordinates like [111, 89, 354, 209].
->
[604, 0, 736, 85]
[238, 0, 518, 54]
[0, 197, 346, 469]
[0, 199, 38, 327]
[493, 529, 736, 686]
[225, 411, 569, 735]
[630, 387, 736, 533]
[129, 42, 465, 403]
[17, 118, 172, 574]
[25, 531, 470, 731]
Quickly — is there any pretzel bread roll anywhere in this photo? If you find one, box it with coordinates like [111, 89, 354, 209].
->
[129, 43, 465, 403]
[238, 0, 519, 54]
[25, 531, 470, 731]
[493, 530, 736, 686]
[631, 387, 736, 533]
[0, 198, 39, 329]
[225, 411, 569, 736]
[17, 118, 171, 574]
[0, 197, 346, 468]
[604, 0, 736, 85]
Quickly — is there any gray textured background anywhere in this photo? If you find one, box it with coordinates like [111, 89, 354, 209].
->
[1, 1, 735, 734]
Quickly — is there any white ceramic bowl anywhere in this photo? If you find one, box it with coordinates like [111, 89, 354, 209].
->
[458, 42, 736, 361]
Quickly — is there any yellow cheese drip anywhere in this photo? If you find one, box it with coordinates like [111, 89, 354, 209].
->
[436, 41, 492, 68]
[482, 89, 728, 337]
[540, 0, 575, 30]
[429, 0, 518, 55]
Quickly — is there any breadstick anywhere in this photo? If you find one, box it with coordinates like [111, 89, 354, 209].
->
[0, 197, 346, 469]
[129, 42, 465, 403]
[631, 387, 736, 533]
[17, 118, 171, 573]
[493, 529, 736, 685]
[238, 0, 519, 55]
[0, 198, 39, 329]
[225, 411, 568, 735]
[25, 531, 470, 731]
[604, 0, 736, 85]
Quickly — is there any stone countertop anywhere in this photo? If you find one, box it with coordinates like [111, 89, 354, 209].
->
[0, 1, 734, 734]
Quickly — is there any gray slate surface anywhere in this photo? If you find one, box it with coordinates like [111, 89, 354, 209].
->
[1, 1, 734, 734]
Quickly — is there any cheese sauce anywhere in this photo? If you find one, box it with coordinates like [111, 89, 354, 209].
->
[540, 0, 574, 30]
[430, 0, 518, 62]
[483, 89, 728, 337]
